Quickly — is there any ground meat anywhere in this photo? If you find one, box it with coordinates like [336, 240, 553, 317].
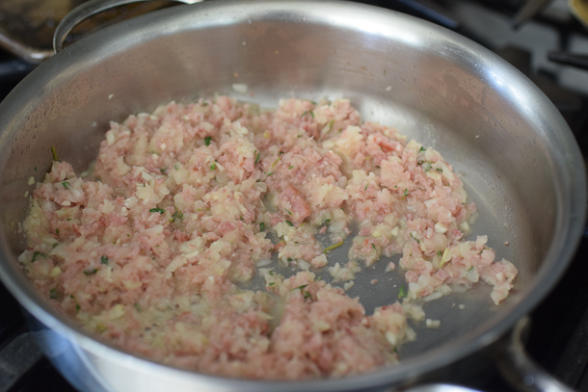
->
[19, 96, 517, 379]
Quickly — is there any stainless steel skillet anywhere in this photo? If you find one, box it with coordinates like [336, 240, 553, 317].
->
[0, 1, 585, 391]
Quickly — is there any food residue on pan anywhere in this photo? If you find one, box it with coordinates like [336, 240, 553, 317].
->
[19, 96, 517, 379]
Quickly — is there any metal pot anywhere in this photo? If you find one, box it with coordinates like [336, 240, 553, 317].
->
[0, 1, 585, 391]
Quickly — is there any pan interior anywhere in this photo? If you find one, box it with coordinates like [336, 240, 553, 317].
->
[0, 1, 566, 385]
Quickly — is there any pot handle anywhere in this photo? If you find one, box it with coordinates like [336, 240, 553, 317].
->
[52, 0, 202, 54]
[401, 317, 573, 392]
[496, 317, 575, 392]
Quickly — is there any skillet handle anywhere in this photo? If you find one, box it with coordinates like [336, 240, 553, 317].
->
[52, 0, 203, 54]
[496, 317, 575, 392]
[402, 318, 573, 392]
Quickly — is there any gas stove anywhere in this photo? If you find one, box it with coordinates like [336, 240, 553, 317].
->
[0, 1, 587, 391]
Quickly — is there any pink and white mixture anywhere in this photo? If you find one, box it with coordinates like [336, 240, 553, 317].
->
[20, 96, 517, 379]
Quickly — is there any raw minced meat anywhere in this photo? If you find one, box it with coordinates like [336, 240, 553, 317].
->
[19, 96, 517, 379]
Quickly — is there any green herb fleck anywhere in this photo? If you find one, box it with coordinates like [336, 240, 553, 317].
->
[288, 165, 294, 170]
[100, 255, 109, 265]
[171, 210, 184, 222]
[419, 146, 426, 152]
[32, 251, 46, 262]
[321, 218, 331, 227]
[52, 243, 58, 249]
[134, 303, 142, 312]
[467, 266, 474, 272]
[149, 207, 165, 214]
[409, 232, 420, 243]
[268, 282, 276, 287]
[371, 243, 376, 250]
[435, 167, 443, 173]
[286, 209, 292, 216]
[75, 304, 81, 312]
[301, 110, 315, 119]
[210, 162, 217, 170]
[265, 171, 273, 177]
[287, 257, 293, 262]
[49, 288, 59, 299]
[254, 151, 261, 164]
[204, 136, 212, 146]
[83, 268, 98, 276]
[327, 119, 335, 131]
[398, 286, 407, 299]
[436, 250, 443, 257]
[403, 189, 409, 197]
[50, 146, 59, 161]
[55, 228, 60, 235]
[303, 291, 312, 300]
[160, 168, 167, 175]
[285, 220, 294, 227]
[201, 101, 209, 107]
[259, 222, 266, 232]
[417, 159, 434, 171]
[61, 181, 70, 189]
[293, 284, 308, 292]
[323, 240, 344, 253]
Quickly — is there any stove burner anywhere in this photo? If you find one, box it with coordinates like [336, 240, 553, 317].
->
[0, 53, 33, 101]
